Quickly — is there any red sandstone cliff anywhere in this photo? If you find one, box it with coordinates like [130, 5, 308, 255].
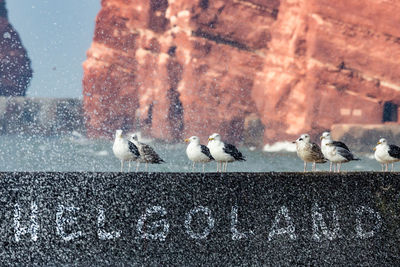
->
[83, 0, 400, 145]
[0, 0, 32, 96]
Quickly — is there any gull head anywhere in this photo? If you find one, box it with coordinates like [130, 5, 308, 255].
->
[208, 133, 221, 142]
[115, 129, 123, 138]
[130, 133, 139, 142]
[320, 131, 331, 140]
[294, 133, 310, 144]
[374, 138, 387, 151]
[377, 138, 387, 145]
[185, 136, 200, 144]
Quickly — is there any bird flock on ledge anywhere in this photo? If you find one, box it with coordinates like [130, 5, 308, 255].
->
[113, 129, 400, 173]
[295, 132, 400, 172]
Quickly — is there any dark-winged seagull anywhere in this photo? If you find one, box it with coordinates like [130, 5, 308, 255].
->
[112, 129, 139, 172]
[185, 136, 214, 172]
[207, 133, 245, 172]
[320, 131, 359, 172]
[374, 138, 400, 172]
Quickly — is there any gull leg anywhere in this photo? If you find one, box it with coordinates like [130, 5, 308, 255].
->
[136, 162, 140, 172]
[192, 162, 195, 171]
[385, 163, 388, 172]
[338, 163, 341, 173]
[216, 162, 219, 172]
[381, 164, 384, 172]
[224, 162, 227, 172]
[303, 161, 307, 172]
[145, 163, 148, 172]
[329, 161, 332, 172]
[392, 163, 394, 172]
[128, 162, 131, 172]
[202, 163, 205, 173]
[312, 162, 316, 172]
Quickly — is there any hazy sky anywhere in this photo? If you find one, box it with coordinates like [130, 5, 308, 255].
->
[6, 0, 101, 98]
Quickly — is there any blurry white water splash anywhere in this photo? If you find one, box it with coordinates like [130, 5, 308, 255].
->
[0, 135, 383, 172]
[263, 141, 297, 153]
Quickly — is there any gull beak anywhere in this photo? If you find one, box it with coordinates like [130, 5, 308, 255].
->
[292, 141, 296, 144]
[373, 147, 376, 151]
[320, 136, 324, 140]
[208, 138, 214, 141]
[184, 138, 189, 143]
[377, 141, 381, 145]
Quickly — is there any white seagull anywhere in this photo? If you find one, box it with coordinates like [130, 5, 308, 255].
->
[320, 131, 359, 172]
[112, 129, 139, 172]
[293, 133, 326, 172]
[374, 138, 400, 172]
[130, 134, 165, 171]
[207, 133, 245, 172]
[185, 136, 214, 172]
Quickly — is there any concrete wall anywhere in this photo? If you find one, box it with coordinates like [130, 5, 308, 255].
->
[0, 172, 398, 265]
[0, 97, 84, 135]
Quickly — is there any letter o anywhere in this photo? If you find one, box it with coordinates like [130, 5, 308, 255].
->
[185, 206, 215, 239]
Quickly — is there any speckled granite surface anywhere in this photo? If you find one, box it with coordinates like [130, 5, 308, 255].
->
[0, 172, 398, 265]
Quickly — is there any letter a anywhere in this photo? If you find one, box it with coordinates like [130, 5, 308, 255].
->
[268, 206, 297, 241]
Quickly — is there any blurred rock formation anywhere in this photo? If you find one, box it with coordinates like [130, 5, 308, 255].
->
[0, 0, 32, 96]
[0, 97, 84, 135]
[83, 0, 400, 144]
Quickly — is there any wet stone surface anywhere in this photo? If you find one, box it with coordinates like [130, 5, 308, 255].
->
[0, 172, 399, 265]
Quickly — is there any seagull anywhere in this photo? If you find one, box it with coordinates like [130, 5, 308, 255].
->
[185, 136, 214, 172]
[374, 138, 400, 172]
[207, 133, 245, 172]
[320, 131, 359, 172]
[112, 129, 139, 172]
[293, 133, 326, 172]
[129, 134, 165, 171]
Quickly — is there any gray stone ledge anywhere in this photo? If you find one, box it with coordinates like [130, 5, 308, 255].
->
[0, 172, 399, 265]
